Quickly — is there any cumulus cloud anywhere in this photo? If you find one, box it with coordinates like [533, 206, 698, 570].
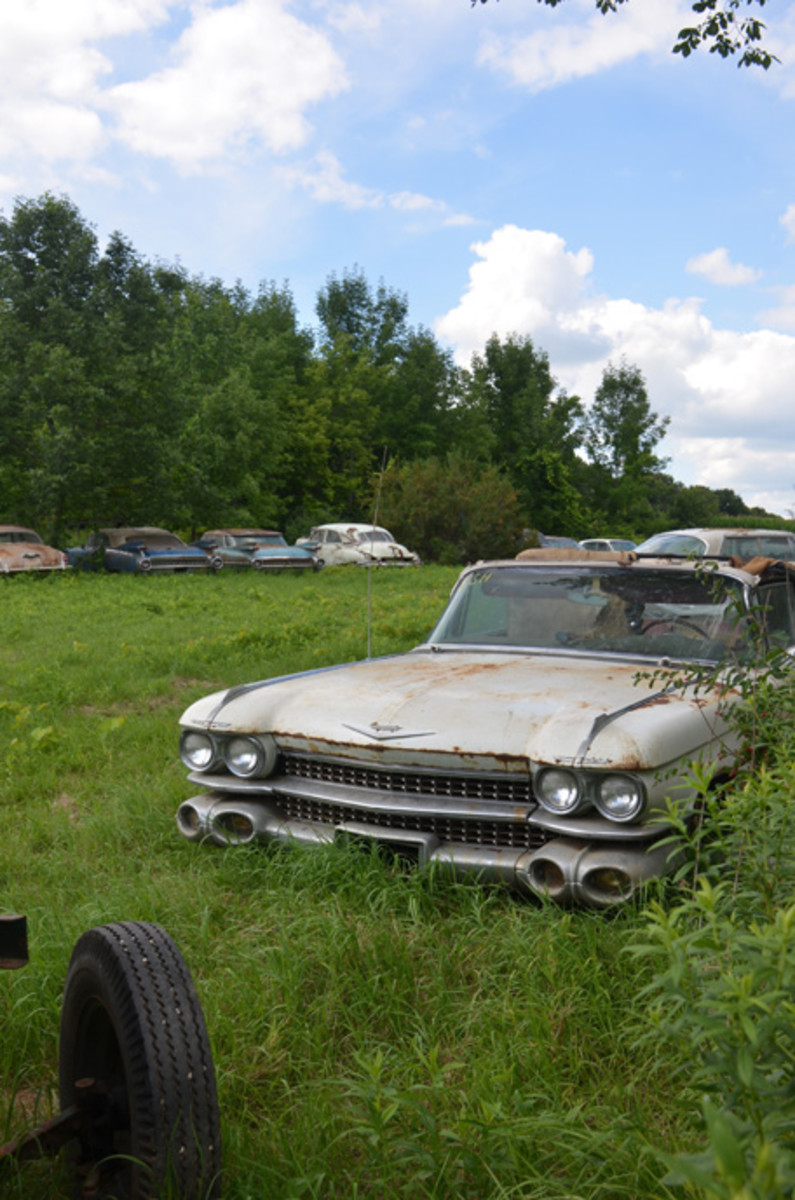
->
[476, 0, 689, 91]
[435, 224, 795, 514]
[686, 247, 762, 286]
[104, 0, 348, 168]
[434, 226, 602, 362]
[0, 0, 166, 167]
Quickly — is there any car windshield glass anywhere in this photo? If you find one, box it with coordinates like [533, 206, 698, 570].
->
[428, 566, 748, 663]
[126, 534, 183, 549]
[637, 534, 708, 556]
[0, 530, 40, 544]
[356, 530, 391, 543]
[723, 534, 795, 560]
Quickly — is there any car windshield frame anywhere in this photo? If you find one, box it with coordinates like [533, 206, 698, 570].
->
[426, 564, 751, 664]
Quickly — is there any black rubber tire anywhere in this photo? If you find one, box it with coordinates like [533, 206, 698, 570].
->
[58, 922, 221, 1199]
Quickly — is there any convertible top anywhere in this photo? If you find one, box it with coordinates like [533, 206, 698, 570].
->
[515, 545, 795, 581]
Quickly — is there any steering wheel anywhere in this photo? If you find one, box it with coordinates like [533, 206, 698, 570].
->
[643, 616, 711, 639]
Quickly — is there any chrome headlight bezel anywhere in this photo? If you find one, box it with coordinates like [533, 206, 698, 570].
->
[594, 774, 646, 823]
[180, 730, 279, 778]
[534, 766, 646, 823]
[535, 768, 587, 816]
[180, 730, 219, 773]
[222, 734, 278, 778]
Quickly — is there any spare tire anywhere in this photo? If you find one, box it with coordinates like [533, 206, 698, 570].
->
[59, 921, 221, 1199]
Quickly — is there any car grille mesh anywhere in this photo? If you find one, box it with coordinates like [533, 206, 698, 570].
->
[280, 755, 542, 850]
[283, 754, 532, 803]
[150, 556, 206, 570]
[278, 794, 547, 851]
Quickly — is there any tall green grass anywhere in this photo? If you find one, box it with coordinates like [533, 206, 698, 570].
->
[1, 568, 707, 1197]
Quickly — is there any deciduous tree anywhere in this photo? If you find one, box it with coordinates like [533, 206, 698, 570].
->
[472, 0, 777, 70]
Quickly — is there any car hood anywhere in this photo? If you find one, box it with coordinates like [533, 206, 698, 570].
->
[0, 541, 64, 570]
[362, 542, 416, 560]
[181, 648, 731, 773]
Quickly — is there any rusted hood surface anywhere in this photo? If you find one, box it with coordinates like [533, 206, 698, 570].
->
[0, 542, 64, 571]
[181, 649, 729, 772]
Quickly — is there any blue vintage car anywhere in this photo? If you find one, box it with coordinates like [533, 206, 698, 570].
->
[68, 527, 222, 573]
[196, 529, 323, 572]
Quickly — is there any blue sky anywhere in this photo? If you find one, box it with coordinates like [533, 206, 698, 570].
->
[3, 0, 795, 515]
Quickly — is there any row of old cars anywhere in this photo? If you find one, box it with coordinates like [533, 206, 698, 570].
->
[0, 522, 421, 574]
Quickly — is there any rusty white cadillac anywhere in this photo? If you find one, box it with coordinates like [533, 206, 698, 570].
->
[176, 549, 795, 907]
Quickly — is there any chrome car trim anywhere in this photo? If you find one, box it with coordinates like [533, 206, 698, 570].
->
[176, 794, 673, 907]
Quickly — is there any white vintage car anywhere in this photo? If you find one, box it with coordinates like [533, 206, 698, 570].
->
[296, 523, 420, 566]
[176, 549, 795, 907]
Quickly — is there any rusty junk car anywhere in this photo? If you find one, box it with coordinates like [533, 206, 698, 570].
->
[296, 523, 421, 567]
[68, 527, 223, 574]
[175, 549, 795, 908]
[0, 525, 68, 573]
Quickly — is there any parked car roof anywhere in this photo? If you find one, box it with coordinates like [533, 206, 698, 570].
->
[579, 537, 637, 552]
[634, 527, 795, 560]
[201, 529, 281, 539]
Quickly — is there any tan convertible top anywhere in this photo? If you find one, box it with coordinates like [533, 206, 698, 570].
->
[515, 547, 637, 564]
[514, 546, 795, 580]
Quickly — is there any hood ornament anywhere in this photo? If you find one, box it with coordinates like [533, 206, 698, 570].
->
[343, 721, 435, 742]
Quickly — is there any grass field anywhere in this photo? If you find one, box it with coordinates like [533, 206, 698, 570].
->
[1, 567, 701, 1198]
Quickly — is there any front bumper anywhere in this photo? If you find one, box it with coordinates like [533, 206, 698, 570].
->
[176, 788, 674, 908]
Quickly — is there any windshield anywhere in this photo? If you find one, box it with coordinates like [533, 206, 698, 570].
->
[0, 529, 41, 544]
[356, 529, 392, 544]
[124, 533, 184, 549]
[428, 565, 748, 663]
[722, 534, 795, 559]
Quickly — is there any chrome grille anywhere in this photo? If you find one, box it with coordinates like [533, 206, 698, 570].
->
[277, 793, 548, 851]
[282, 754, 532, 804]
[150, 556, 207, 571]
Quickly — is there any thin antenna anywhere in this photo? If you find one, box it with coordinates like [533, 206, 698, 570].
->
[367, 447, 388, 659]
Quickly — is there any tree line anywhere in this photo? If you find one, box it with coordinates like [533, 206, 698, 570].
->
[0, 193, 786, 563]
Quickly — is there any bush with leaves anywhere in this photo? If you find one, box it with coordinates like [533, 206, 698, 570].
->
[632, 646, 795, 1198]
[376, 452, 525, 564]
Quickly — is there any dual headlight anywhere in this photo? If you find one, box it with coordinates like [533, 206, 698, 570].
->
[180, 730, 278, 778]
[535, 767, 645, 823]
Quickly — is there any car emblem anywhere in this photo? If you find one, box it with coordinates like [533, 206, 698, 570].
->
[343, 721, 435, 741]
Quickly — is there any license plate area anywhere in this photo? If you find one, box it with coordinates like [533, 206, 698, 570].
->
[335, 822, 441, 866]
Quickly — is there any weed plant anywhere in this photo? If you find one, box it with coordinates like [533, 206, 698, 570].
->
[1, 566, 790, 1197]
[631, 633, 795, 1198]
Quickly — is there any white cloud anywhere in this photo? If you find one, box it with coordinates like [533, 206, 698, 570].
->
[0, 0, 166, 165]
[686, 247, 762, 286]
[104, 0, 349, 169]
[280, 152, 474, 227]
[758, 284, 795, 331]
[280, 150, 382, 208]
[476, 0, 689, 91]
[435, 224, 795, 515]
[434, 225, 598, 361]
[324, 2, 382, 36]
[780, 204, 795, 243]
